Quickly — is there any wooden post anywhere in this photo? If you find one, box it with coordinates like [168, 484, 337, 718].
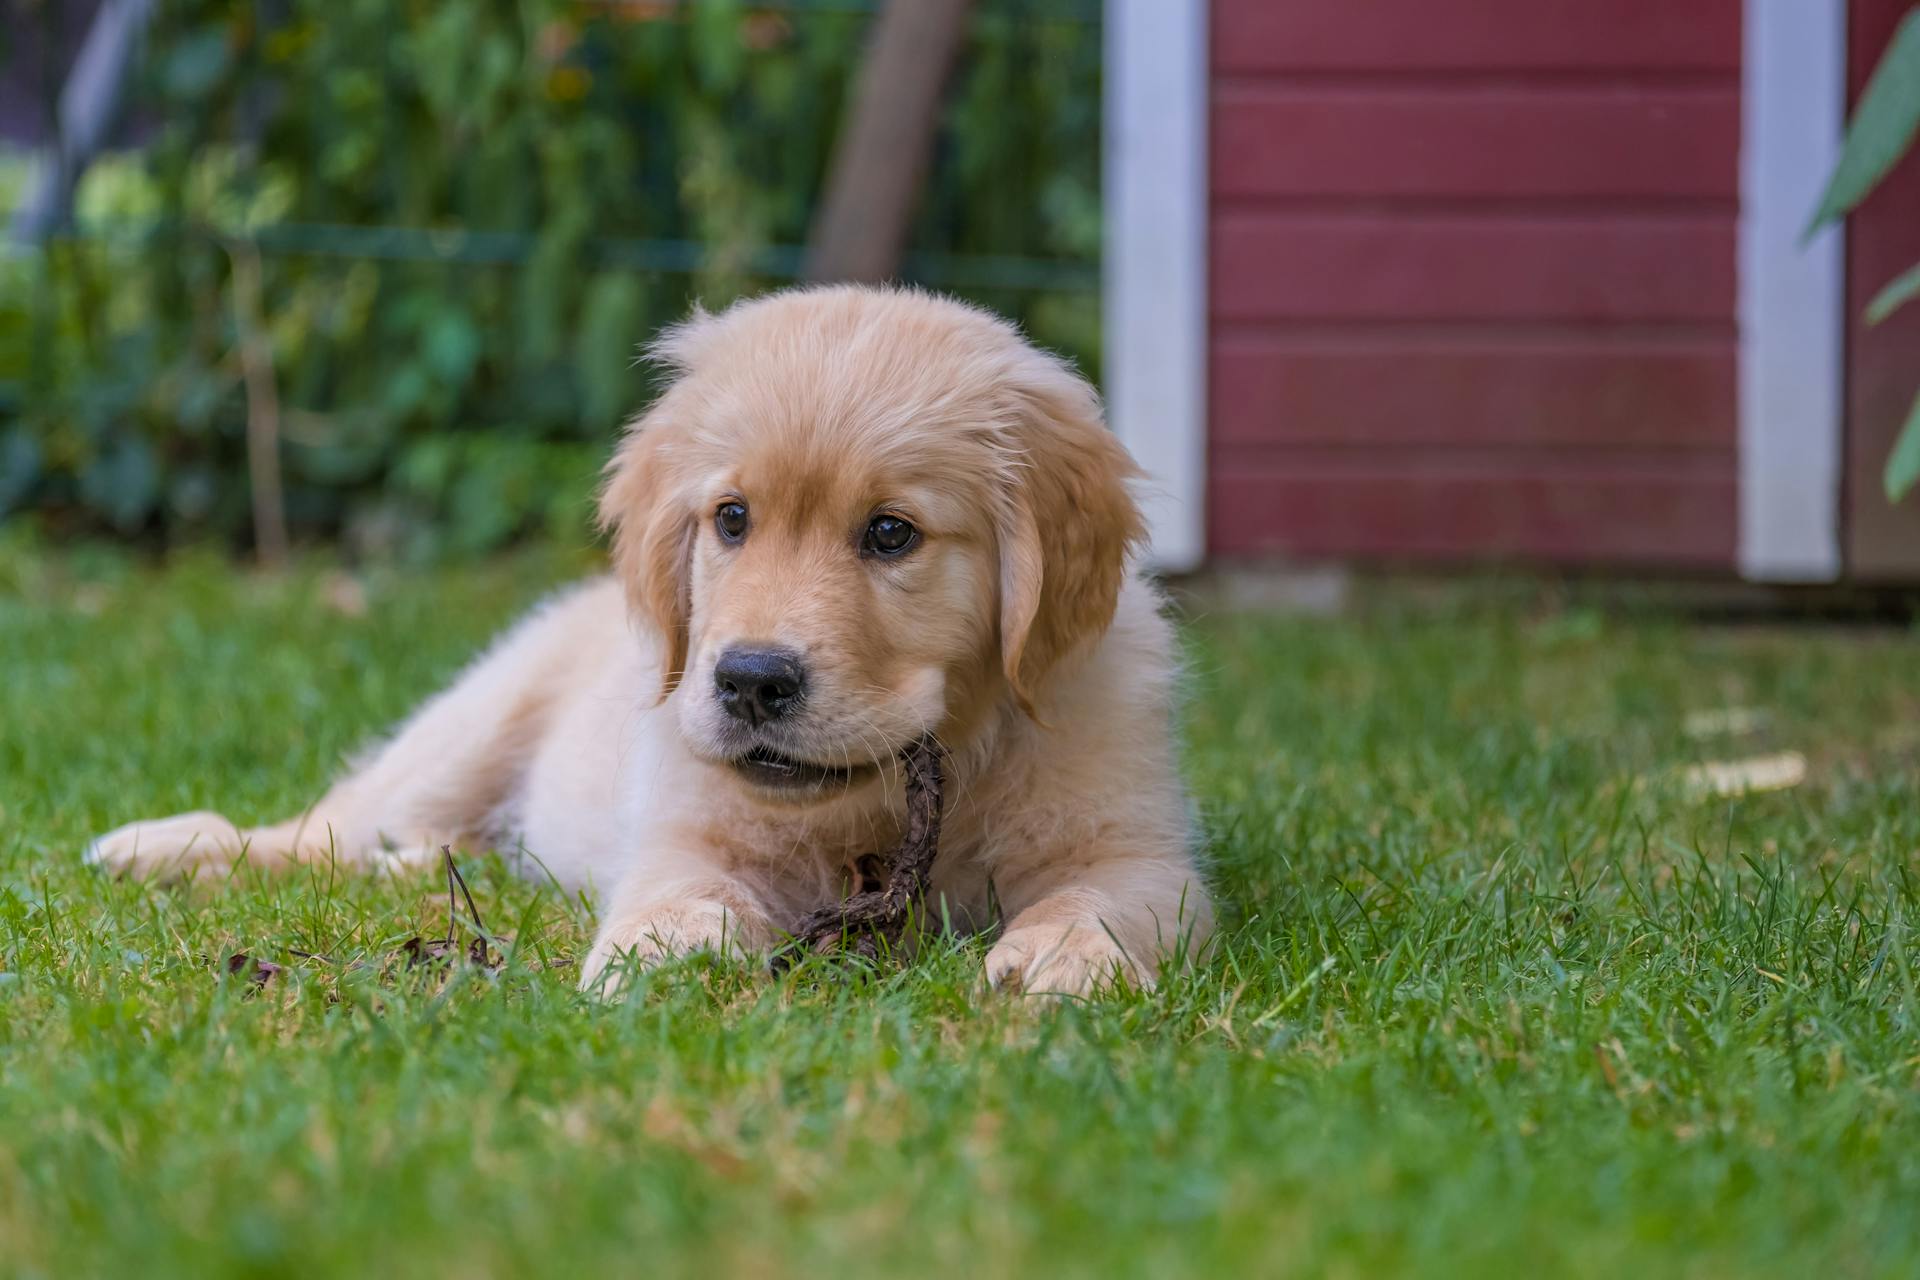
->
[805, 0, 974, 283]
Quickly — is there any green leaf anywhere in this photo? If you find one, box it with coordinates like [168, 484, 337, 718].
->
[690, 0, 747, 91]
[576, 272, 643, 429]
[1885, 390, 1920, 503]
[0, 426, 41, 513]
[78, 436, 160, 532]
[1808, 9, 1920, 234]
[422, 308, 481, 386]
[163, 28, 232, 101]
[1866, 259, 1920, 324]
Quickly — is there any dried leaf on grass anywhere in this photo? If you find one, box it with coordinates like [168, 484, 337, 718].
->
[319, 571, 370, 618]
[1681, 751, 1808, 798]
[220, 847, 503, 989]
[399, 846, 503, 973]
[224, 952, 283, 988]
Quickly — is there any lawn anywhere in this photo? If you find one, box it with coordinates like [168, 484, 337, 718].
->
[3, 545, 1918, 1278]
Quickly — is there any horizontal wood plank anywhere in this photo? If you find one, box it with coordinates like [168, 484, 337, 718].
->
[1212, 87, 1738, 200]
[1212, 0, 1741, 75]
[1211, 214, 1735, 323]
[1211, 336, 1736, 448]
[1209, 465, 1736, 566]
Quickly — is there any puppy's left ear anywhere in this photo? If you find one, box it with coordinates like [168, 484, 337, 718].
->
[599, 409, 693, 702]
[997, 359, 1146, 719]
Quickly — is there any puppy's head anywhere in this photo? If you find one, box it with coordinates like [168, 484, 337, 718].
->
[599, 287, 1142, 802]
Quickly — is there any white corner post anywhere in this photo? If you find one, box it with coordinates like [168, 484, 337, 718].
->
[1104, 0, 1209, 572]
[1739, 0, 1848, 582]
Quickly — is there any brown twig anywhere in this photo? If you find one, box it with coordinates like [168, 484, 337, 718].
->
[402, 846, 499, 970]
[224, 238, 289, 568]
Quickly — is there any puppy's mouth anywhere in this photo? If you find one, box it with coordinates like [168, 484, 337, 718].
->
[729, 745, 877, 792]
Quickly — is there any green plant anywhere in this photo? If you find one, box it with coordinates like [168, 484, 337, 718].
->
[0, 0, 1102, 556]
[1809, 6, 1920, 502]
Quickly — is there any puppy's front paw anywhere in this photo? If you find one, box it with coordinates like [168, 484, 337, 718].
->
[985, 920, 1145, 997]
[577, 899, 755, 999]
[86, 812, 243, 881]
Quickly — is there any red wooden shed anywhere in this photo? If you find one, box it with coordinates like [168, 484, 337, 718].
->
[1103, 0, 1920, 583]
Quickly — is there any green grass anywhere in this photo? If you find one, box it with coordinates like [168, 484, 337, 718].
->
[3, 546, 1919, 1278]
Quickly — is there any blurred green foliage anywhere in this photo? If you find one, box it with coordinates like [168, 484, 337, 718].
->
[1809, 7, 1920, 505]
[0, 0, 1102, 558]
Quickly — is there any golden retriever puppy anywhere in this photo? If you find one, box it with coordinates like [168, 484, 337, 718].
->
[87, 286, 1214, 995]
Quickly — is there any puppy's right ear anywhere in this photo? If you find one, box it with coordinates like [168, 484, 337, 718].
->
[599, 410, 692, 702]
[995, 358, 1145, 721]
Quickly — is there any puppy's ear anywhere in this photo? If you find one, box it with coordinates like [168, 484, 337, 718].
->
[997, 361, 1145, 719]
[599, 410, 693, 701]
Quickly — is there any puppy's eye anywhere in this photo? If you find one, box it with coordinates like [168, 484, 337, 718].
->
[863, 514, 918, 557]
[716, 502, 749, 542]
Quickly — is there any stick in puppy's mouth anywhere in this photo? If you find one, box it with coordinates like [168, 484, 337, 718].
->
[772, 735, 946, 969]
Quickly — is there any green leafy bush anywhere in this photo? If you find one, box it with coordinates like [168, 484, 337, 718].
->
[1, 0, 1101, 556]
[1810, 6, 1920, 503]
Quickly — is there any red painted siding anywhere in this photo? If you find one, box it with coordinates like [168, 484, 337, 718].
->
[1214, 88, 1740, 201]
[1208, 0, 1742, 568]
[1213, 467, 1736, 567]
[1212, 338, 1736, 450]
[1213, 1, 1741, 75]
[1212, 215, 1735, 323]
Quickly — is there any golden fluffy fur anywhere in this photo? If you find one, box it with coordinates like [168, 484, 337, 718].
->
[88, 286, 1214, 995]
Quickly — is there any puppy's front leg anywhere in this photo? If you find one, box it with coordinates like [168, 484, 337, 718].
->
[984, 844, 1213, 997]
[578, 849, 777, 997]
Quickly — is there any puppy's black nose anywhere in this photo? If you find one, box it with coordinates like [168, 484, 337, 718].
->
[713, 647, 807, 725]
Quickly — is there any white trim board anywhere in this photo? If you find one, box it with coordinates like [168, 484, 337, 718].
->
[1103, 0, 1208, 572]
[1739, 0, 1847, 582]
